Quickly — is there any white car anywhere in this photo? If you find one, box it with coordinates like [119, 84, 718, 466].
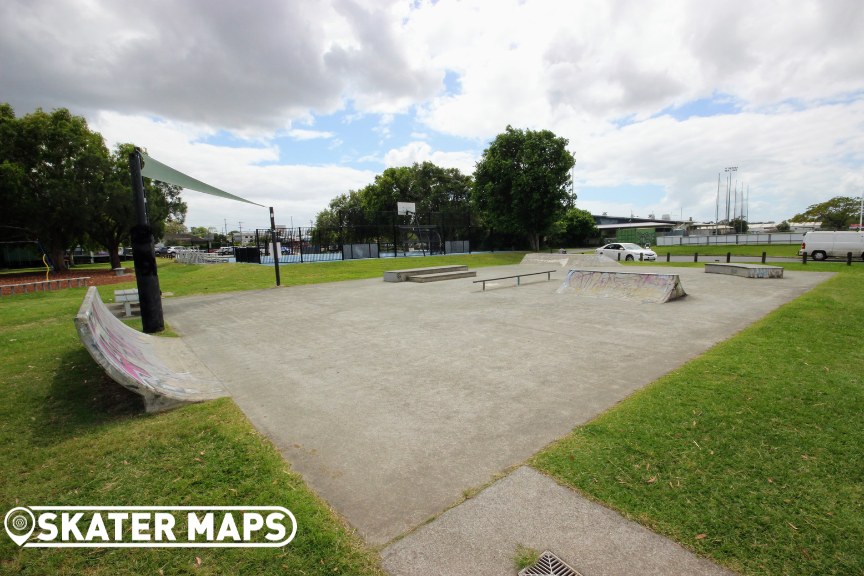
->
[595, 242, 657, 261]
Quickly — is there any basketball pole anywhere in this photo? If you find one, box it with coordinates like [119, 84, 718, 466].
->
[270, 206, 281, 286]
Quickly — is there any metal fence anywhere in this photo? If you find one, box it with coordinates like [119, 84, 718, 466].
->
[656, 233, 804, 247]
[248, 218, 524, 264]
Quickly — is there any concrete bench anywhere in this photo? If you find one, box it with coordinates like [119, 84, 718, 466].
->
[473, 270, 556, 291]
[114, 288, 140, 317]
[75, 287, 227, 413]
[384, 265, 473, 282]
[705, 263, 784, 278]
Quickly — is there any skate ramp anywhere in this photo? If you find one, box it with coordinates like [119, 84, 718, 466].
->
[75, 287, 227, 412]
[558, 269, 686, 303]
[521, 252, 620, 267]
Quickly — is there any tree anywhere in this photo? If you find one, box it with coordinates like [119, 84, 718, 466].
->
[315, 162, 473, 228]
[473, 126, 575, 250]
[729, 217, 748, 234]
[792, 196, 862, 230]
[0, 107, 110, 270]
[164, 220, 189, 235]
[548, 207, 598, 247]
[88, 143, 187, 269]
[776, 220, 791, 232]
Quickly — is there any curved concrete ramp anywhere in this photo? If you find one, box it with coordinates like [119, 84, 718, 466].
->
[521, 252, 620, 267]
[558, 269, 686, 303]
[75, 287, 227, 413]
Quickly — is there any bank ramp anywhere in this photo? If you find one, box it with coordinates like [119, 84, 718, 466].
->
[75, 287, 227, 412]
[558, 269, 686, 303]
[521, 252, 620, 267]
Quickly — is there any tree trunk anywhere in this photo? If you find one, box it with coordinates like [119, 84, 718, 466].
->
[108, 240, 122, 270]
[49, 246, 68, 272]
[528, 232, 541, 251]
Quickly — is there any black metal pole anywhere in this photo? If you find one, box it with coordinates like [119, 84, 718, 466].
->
[270, 207, 281, 286]
[128, 150, 164, 333]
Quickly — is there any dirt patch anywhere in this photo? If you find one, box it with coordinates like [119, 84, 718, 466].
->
[0, 268, 136, 295]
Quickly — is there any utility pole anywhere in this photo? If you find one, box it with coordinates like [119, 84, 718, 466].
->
[724, 166, 738, 224]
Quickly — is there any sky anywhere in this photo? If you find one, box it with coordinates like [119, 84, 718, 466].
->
[2, 0, 864, 233]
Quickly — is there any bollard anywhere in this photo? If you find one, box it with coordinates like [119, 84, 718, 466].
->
[848, 252, 853, 266]
[726, 252, 731, 263]
[761, 251, 767, 264]
[694, 252, 699, 263]
[618, 252, 621, 261]
[802, 252, 807, 264]
[666, 252, 670, 262]
[640, 253, 644, 261]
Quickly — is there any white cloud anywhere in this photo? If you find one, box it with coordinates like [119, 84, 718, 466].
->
[288, 129, 336, 140]
[383, 141, 477, 175]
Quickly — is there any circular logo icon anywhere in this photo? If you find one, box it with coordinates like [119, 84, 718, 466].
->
[4, 507, 36, 546]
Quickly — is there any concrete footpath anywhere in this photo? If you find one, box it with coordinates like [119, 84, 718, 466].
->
[161, 264, 832, 572]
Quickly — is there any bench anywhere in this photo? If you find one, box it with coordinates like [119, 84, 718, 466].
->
[114, 288, 140, 317]
[473, 270, 556, 291]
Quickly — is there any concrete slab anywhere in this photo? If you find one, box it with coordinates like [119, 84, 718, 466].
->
[160, 265, 832, 545]
[381, 466, 735, 576]
[705, 262, 784, 278]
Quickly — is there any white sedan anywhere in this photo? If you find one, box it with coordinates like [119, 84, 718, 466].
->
[595, 242, 657, 261]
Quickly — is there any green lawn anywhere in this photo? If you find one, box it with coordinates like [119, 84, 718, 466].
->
[0, 253, 522, 574]
[533, 264, 864, 575]
[652, 244, 800, 258]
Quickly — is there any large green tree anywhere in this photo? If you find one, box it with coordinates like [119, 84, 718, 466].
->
[89, 143, 187, 269]
[792, 196, 863, 230]
[473, 125, 575, 250]
[0, 107, 110, 270]
[314, 161, 472, 236]
[547, 207, 598, 248]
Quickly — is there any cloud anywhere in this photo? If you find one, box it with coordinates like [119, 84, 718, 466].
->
[288, 129, 336, 141]
[0, 0, 442, 130]
[383, 141, 477, 175]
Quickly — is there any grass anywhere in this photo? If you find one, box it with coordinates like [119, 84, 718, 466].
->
[651, 244, 800, 257]
[532, 265, 864, 575]
[93, 252, 526, 298]
[513, 544, 540, 571]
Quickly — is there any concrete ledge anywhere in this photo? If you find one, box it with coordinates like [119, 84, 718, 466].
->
[705, 263, 784, 278]
[384, 265, 469, 282]
[558, 269, 686, 303]
[75, 287, 227, 413]
[407, 270, 477, 282]
[521, 253, 620, 267]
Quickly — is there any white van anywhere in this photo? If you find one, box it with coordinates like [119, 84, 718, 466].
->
[798, 231, 864, 261]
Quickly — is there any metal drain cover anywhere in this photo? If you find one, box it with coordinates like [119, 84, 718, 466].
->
[518, 550, 583, 576]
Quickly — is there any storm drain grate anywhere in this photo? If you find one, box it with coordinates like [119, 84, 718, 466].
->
[518, 550, 583, 576]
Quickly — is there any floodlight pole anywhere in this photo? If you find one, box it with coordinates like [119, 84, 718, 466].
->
[270, 206, 281, 286]
[129, 149, 164, 333]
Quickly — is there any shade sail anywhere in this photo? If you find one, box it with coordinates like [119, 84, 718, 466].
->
[140, 153, 264, 207]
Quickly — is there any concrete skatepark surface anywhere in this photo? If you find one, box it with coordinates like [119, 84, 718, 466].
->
[160, 263, 832, 569]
